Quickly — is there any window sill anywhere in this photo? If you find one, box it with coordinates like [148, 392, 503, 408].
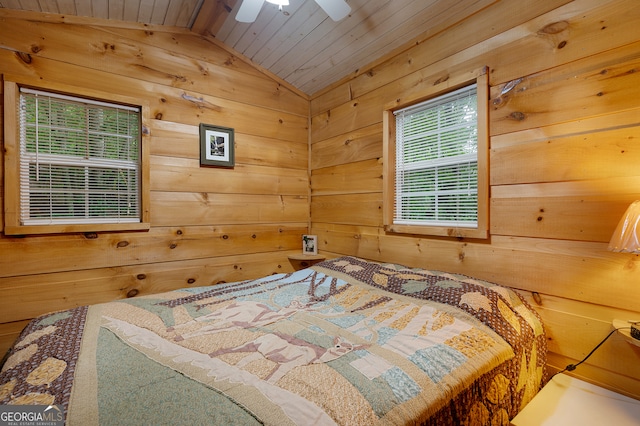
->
[384, 224, 488, 240]
[4, 222, 151, 236]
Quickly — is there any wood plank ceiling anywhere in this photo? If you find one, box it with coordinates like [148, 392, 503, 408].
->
[0, 0, 494, 96]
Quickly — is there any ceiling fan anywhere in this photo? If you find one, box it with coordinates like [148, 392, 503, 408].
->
[236, 0, 351, 23]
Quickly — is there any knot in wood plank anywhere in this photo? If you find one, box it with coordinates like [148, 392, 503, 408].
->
[538, 21, 569, 35]
[509, 111, 526, 121]
[15, 51, 32, 64]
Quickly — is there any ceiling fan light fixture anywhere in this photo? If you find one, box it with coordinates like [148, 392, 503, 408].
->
[266, 0, 289, 5]
[236, 0, 350, 23]
[236, 0, 265, 22]
[315, 0, 351, 21]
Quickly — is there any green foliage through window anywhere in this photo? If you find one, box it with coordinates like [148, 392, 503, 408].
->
[394, 84, 478, 227]
[19, 88, 141, 225]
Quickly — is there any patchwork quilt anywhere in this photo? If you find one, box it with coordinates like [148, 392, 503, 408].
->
[0, 256, 546, 425]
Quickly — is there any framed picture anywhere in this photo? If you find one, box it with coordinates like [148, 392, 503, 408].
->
[200, 123, 235, 167]
[302, 234, 318, 255]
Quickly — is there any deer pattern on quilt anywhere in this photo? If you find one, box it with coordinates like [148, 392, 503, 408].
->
[168, 299, 308, 341]
[209, 333, 366, 384]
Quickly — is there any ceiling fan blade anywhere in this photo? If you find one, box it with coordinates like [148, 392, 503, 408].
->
[236, 0, 265, 22]
[314, 0, 351, 21]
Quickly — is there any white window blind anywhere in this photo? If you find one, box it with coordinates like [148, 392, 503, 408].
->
[394, 84, 478, 228]
[18, 88, 142, 225]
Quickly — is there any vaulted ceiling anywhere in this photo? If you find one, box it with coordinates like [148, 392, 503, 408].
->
[0, 0, 494, 96]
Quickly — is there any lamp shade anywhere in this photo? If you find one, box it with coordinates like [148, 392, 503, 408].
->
[608, 200, 640, 253]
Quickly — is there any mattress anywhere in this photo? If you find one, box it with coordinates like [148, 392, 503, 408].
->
[0, 256, 546, 425]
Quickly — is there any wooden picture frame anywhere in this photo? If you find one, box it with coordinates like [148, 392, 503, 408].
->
[200, 123, 235, 167]
[302, 234, 318, 255]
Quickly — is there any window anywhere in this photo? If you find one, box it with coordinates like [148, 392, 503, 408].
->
[383, 72, 488, 239]
[19, 88, 141, 224]
[4, 79, 150, 235]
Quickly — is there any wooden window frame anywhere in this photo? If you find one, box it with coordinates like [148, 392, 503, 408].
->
[383, 69, 489, 239]
[3, 75, 151, 235]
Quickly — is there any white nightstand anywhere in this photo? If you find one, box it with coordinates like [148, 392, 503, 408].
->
[511, 373, 640, 425]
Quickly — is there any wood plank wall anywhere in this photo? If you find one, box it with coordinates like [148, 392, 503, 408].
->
[310, 0, 640, 398]
[0, 11, 309, 353]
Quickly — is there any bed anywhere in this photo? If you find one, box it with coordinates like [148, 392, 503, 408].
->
[0, 256, 546, 425]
